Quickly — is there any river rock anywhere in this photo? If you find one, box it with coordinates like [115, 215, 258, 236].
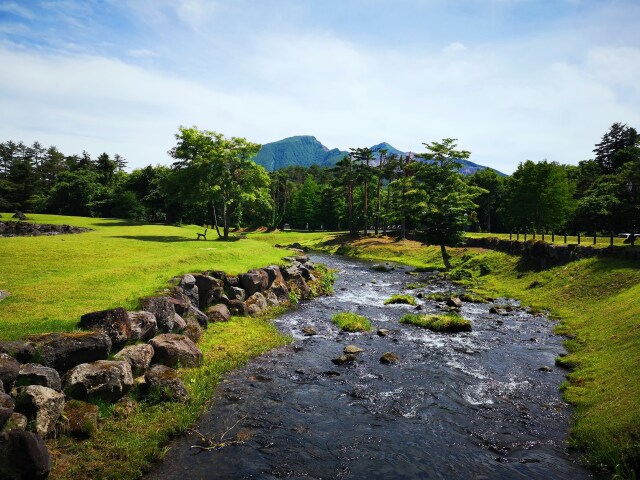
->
[295, 255, 309, 264]
[344, 345, 364, 354]
[1, 412, 27, 433]
[288, 272, 312, 299]
[270, 281, 290, 304]
[113, 344, 154, 377]
[79, 307, 132, 348]
[141, 296, 178, 332]
[0, 341, 36, 363]
[489, 306, 508, 316]
[0, 354, 20, 390]
[245, 292, 268, 316]
[0, 392, 13, 430]
[377, 328, 389, 337]
[446, 297, 463, 308]
[331, 354, 357, 365]
[62, 400, 98, 438]
[24, 332, 112, 373]
[239, 270, 268, 296]
[194, 275, 224, 309]
[0, 430, 52, 480]
[302, 326, 316, 336]
[13, 385, 65, 436]
[185, 305, 209, 328]
[63, 360, 133, 402]
[207, 303, 231, 323]
[298, 264, 315, 282]
[380, 352, 400, 364]
[128, 311, 158, 340]
[17, 364, 62, 391]
[539, 365, 553, 372]
[149, 334, 203, 368]
[145, 365, 188, 402]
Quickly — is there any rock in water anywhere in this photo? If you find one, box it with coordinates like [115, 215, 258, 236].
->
[343, 345, 364, 354]
[380, 352, 400, 364]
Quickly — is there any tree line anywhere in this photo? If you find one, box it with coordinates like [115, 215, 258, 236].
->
[1, 122, 639, 244]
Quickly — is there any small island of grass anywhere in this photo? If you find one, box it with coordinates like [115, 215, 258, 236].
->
[332, 312, 372, 332]
[400, 313, 472, 333]
[384, 294, 417, 306]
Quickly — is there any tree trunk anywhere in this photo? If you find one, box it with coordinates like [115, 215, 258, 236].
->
[440, 244, 452, 270]
[209, 200, 222, 238]
[348, 182, 354, 234]
[375, 176, 381, 235]
[223, 202, 229, 239]
[363, 180, 368, 235]
[384, 187, 391, 235]
[400, 216, 406, 240]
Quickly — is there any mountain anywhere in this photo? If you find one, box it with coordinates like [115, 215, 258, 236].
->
[252, 136, 503, 175]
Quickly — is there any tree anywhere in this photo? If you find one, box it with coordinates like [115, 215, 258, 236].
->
[417, 138, 484, 269]
[168, 127, 268, 239]
[351, 147, 375, 234]
[291, 175, 320, 229]
[334, 154, 357, 234]
[503, 160, 575, 233]
[468, 168, 505, 232]
[594, 122, 639, 174]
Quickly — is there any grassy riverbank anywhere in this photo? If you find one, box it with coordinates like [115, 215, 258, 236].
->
[293, 234, 640, 475]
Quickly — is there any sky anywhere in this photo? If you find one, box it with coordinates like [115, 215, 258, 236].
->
[0, 0, 639, 174]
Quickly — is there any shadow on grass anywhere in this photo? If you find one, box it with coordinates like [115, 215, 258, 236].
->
[91, 220, 170, 227]
[112, 235, 197, 243]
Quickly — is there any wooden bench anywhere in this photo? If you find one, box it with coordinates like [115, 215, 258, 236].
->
[196, 228, 208, 240]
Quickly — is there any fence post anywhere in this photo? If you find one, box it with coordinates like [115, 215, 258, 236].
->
[610, 231, 614, 246]
[517, 230, 520, 241]
[593, 232, 597, 245]
[578, 232, 581, 245]
[542, 230, 545, 242]
[552, 231, 555, 243]
[533, 230, 536, 240]
[564, 232, 567, 244]
[524, 229, 527, 241]
[510, 230, 512, 240]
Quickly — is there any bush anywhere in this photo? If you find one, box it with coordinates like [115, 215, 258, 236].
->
[332, 312, 371, 332]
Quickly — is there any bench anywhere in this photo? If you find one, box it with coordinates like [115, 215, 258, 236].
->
[196, 228, 208, 240]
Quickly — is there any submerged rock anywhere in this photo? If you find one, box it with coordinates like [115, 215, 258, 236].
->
[379, 352, 400, 364]
[343, 345, 364, 354]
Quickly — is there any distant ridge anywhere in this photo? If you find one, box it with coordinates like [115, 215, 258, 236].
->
[252, 135, 504, 175]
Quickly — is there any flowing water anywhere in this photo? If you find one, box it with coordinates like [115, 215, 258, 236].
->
[149, 254, 593, 480]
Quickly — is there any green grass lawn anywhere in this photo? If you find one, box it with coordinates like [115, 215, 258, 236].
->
[0, 214, 332, 341]
[465, 231, 631, 247]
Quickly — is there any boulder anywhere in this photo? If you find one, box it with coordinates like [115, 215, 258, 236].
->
[265, 290, 280, 307]
[446, 297, 463, 308]
[331, 354, 356, 365]
[1, 412, 27, 433]
[128, 311, 158, 340]
[262, 265, 285, 289]
[194, 275, 224, 309]
[489, 306, 508, 316]
[295, 255, 309, 264]
[245, 292, 268, 316]
[380, 352, 400, 364]
[270, 281, 290, 304]
[141, 296, 177, 332]
[207, 300, 231, 322]
[145, 365, 188, 403]
[0, 341, 36, 363]
[79, 307, 132, 348]
[12, 212, 27, 220]
[168, 287, 192, 315]
[282, 265, 300, 281]
[62, 400, 98, 438]
[207, 270, 227, 283]
[173, 313, 187, 332]
[0, 354, 20, 390]
[25, 332, 112, 373]
[17, 364, 62, 391]
[302, 326, 316, 336]
[0, 430, 52, 480]
[0, 392, 13, 430]
[227, 299, 247, 316]
[228, 286, 246, 301]
[183, 317, 203, 343]
[225, 275, 240, 288]
[113, 344, 154, 377]
[185, 305, 209, 328]
[239, 270, 268, 296]
[13, 385, 65, 437]
[298, 264, 315, 281]
[63, 360, 133, 402]
[288, 273, 312, 299]
[179, 274, 199, 307]
[148, 334, 203, 368]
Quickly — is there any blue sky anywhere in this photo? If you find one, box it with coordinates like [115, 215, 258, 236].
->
[1, 0, 639, 173]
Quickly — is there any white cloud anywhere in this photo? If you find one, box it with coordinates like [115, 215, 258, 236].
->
[127, 48, 157, 58]
[443, 42, 467, 54]
[0, 2, 35, 19]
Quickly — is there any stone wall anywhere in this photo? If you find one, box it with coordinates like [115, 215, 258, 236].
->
[0, 221, 91, 237]
[465, 237, 640, 267]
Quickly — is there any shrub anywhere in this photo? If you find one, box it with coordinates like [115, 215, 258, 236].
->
[400, 313, 472, 333]
[332, 312, 371, 332]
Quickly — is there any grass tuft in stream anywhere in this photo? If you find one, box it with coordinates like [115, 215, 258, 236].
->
[384, 294, 417, 306]
[332, 312, 371, 332]
[400, 312, 472, 333]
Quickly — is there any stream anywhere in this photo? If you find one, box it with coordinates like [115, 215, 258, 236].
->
[148, 253, 593, 479]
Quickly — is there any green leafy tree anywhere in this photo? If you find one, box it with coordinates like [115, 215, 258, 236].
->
[502, 160, 575, 233]
[168, 127, 268, 239]
[291, 175, 320, 229]
[594, 122, 639, 174]
[417, 138, 484, 269]
[468, 168, 505, 232]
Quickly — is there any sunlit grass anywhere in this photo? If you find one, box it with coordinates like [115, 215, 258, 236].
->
[332, 312, 371, 332]
[383, 294, 417, 306]
[400, 312, 472, 332]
